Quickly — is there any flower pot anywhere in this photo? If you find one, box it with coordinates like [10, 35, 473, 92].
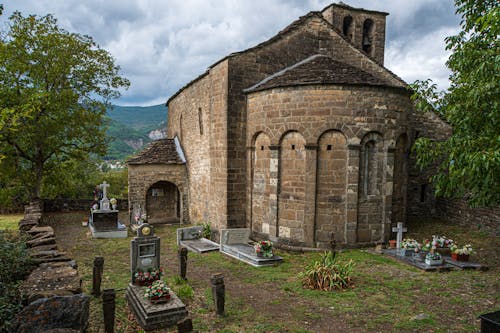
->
[452, 253, 469, 261]
[149, 294, 171, 304]
[425, 258, 443, 266]
[389, 240, 397, 249]
[256, 251, 263, 258]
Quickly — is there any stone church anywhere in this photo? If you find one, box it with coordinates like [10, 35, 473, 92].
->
[128, 2, 450, 248]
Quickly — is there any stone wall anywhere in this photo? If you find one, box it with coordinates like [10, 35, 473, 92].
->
[435, 199, 500, 235]
[407, 110, 452, 218]
[246, 84, 412, 246]
[128, 164, 188, 224]
[167, 60, 228, 233]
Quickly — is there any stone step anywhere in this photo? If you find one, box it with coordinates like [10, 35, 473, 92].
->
[28, 244, 58, 252]
[27, 226, 54, 235]
[27, 236, 56, 247]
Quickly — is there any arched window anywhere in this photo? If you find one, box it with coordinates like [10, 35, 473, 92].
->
[362, 19, 374, 55]
[342, 16, 353, 41]
[363, 140, 376, 195]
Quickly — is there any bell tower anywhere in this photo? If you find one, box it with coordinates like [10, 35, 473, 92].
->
[321, 2, 388, 65]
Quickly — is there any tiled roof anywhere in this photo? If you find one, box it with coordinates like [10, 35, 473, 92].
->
[244, 54, 401, 93]
[127, 139, 185, 165]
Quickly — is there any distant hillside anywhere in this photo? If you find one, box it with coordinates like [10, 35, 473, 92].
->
[107, 104, 167, 129]
[104, 104, 168, 160]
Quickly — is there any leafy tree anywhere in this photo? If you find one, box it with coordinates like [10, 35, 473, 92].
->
[0, 12, 129, 201]
[411, 0, 499, 207]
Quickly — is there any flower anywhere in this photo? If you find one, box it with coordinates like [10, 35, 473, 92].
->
[425, 252, 442, 260]
[110, 198, 117, 205]
[254, 240, 273, 258]
[144, 280, 171, 299]
[134, 267, 164, 284]
[401, 238, 421, 250]
[422, 235, 454, 251]
[451, 244, 474, 255]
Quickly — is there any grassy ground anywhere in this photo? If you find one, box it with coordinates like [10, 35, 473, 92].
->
[5, 212, 500, 332]
[0, 214, 23, 230]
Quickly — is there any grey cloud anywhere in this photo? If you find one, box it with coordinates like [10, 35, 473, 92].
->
[1, 0, 459, 105]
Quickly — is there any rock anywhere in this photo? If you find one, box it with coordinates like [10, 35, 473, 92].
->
[10, 294, 90, 333]
[411, 313, 429, 321]
[27, 226, 54, 235]
[21, 262, 82, 304]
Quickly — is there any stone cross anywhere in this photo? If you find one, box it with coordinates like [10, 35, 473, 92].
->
[100, 181, 110, 200]
[392, 222, 407, 249]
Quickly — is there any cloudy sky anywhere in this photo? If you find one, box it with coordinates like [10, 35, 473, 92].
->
[1, 0, 460, 106]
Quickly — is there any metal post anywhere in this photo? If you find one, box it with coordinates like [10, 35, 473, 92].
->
[102, 289, 115, 333]
[92, 256, 104, 296]
[210, 273, 225, 316]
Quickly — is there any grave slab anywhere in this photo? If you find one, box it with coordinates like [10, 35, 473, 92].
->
[382, 249, 456, 272]
[89, 219, 127, 238]
[444, 258, 487, 270]
[176, 226, 219, 253]
[219, 229, 283, 267]
[126, 284, 188, 331]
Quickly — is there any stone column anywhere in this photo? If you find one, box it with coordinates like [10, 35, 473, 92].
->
[92, 256, 104, 296]
[304, 144, 318, 247]
[382, 147, 395, 241]
[178, 247, 188, 280]
[246, 146, 255, 232]
[268, 145, 280, 241]
[345, 144, 361, 244]
[102, 289, 115, 333]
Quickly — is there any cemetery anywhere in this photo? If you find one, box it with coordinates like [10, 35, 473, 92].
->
[0, 207, 497, 332]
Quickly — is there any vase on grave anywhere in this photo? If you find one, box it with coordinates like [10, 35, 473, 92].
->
[451, 253, 470, 262]
[389, 240, 396, 249]
[436, 247, 451, 257]
[149, 294, 171, 304]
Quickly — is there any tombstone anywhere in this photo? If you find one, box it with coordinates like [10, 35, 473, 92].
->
[219, 229, 283, 267]
[176, 226, 219, 253]
[126, 224, 188, 330]
[129, 204, 145, 233]
[88, 181, 127, 238]
[392, 222, 407, 254]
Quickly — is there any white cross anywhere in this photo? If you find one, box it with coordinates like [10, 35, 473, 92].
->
[100, 181, 110, 200]
[392, 222, 407, 249]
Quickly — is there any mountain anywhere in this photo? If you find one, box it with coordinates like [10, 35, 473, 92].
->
[104, 104, 168, 160]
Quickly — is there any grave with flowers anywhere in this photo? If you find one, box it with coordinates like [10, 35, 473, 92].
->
[219, 228, 283, 267]
[88, 181, 127, 238]
[126, 224, 188, 330]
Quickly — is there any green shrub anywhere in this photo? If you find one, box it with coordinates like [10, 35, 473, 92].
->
[300, 251, 354, 291]
[202, 222, 211, 239]
[0, 231, 33, 332]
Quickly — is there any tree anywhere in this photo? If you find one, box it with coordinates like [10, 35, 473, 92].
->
[0, 12, 129, 201]
[411, 0, 499, 207]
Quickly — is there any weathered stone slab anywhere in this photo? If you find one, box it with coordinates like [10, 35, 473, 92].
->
[177, 226, 219, 253]
[21, 262, 82, 304]
[126, 284, 188, 331]
[11, 294, 89, 333]
[382, 249, 455, 272]
[220, 229, 283, 267]
[27, 226, 54, 235]
[90, 211, 119, 231]
[28, 244, 58, 253]
[445, 257, 487, 270]
[88, 220, 127, 238]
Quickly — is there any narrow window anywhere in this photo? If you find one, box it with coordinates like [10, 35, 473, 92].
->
[327, 144, 333, 151]
[261, 146, 264, 151]
[198, 107, 203, 135]
[291, 144, 295, 150]
[363, 140, 376, 195]
[420, 184, 427, 202]
[342, 16, 353, 41]
[362, 19, 374, 55]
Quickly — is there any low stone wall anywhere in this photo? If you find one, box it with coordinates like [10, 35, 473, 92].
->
[435, 199, 499, 236]
[43, 198, 128, 212]
[13, 201, 90, 332]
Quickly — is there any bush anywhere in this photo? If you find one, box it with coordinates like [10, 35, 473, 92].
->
[0, 231, 33, 332]
[300, 251, 354, 291]
[202, 222, 211, 239]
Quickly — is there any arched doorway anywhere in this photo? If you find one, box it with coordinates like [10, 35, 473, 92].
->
[146, 181, 180, 224]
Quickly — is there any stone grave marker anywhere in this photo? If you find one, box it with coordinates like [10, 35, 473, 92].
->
[392, 222, 407, 249]
[219, 228, 283, 267]
[88, 181, 127, 238]
[176, 226, 219, 253]
[126, 224, 188, 330]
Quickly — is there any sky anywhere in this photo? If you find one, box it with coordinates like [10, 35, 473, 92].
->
[1, 0, 461, 106]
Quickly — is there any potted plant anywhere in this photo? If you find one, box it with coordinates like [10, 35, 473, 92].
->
[422, 235, 454, 256]
[110, 198, 117, 210]
[450, 244, 474, 261]
[134, 267, 164, 286]
[254, 240, 273, 258]
[400, 238, 421, 256]
[425, 252, 443, 266]
[144, 280, 171, 304]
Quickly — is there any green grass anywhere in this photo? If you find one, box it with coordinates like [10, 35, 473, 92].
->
[8, 213, 498, 332]
[0, 214, 22, 230]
